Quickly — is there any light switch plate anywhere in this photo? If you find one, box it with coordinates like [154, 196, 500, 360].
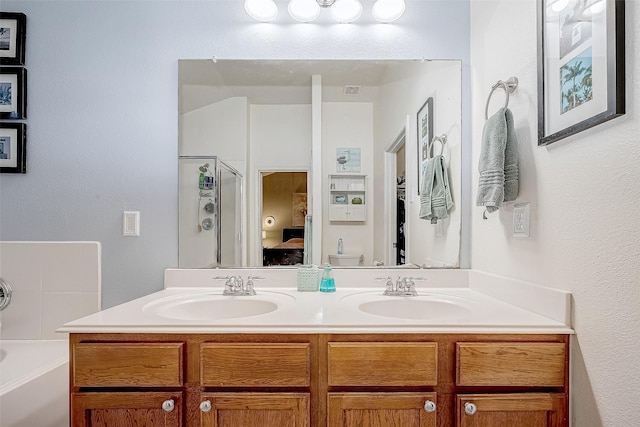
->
[123, 211, 140, 237]
[513, 203, 530, 238]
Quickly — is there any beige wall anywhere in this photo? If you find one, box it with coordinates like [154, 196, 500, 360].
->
[470, 1, 640, 425]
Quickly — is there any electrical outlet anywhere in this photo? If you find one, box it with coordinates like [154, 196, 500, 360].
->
[123, 211, 140, 237]
[513, 203, 530, 238]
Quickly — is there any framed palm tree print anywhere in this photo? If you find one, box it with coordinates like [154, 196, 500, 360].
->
[537, 0, 625, 146]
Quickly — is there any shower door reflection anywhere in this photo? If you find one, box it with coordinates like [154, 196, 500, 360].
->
[178, 156, 243, 268]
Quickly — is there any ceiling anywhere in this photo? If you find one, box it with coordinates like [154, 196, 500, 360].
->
[179, 59, 434, 113]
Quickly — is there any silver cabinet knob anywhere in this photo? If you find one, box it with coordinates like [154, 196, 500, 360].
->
[464, 402, 477, 415]
[424, 400, 437, 413]
[200, 400, 212, 413]
[162, 399, 175, 412]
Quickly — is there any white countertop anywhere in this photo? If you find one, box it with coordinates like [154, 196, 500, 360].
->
[59, 269, 574, 334]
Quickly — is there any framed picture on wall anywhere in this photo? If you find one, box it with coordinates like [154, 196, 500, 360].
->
[0, 67, 27, 119]
[417, 97, 433, 194]
[0, 123, 26, 173]
[333, 194, 347, 204]
[537, 0, 625, 146]
[336, 147, 361, 173]
[0, 12, 26, 66]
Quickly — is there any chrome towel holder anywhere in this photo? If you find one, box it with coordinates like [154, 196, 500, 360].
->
[485, 76, 518, 120]
[0, 278, 13, 311]
[428, 134, 448, 157]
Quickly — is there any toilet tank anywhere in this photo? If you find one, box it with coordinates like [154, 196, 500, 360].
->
[328, 254, 364, 266]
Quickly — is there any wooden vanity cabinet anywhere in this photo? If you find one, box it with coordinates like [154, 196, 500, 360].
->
[71, 392, 184, 426]
[454, 341, 568, 427]
[199, 392, 309, 427]
[69, 333, 569, 427]
[69, 334, 315, 427]
[456, 393, 567, 427]
[322, 334, 569, 427]
[326, 342, 439, 427]
[328, 392, 437, 427]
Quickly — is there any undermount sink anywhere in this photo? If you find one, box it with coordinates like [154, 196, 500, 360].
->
[143, 292, 295, 321]
[342, 291, 473, 321]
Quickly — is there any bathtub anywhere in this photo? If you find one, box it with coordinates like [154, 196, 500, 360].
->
[0, 340, 69, 427]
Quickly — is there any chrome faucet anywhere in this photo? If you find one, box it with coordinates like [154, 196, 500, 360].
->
[214, 275, 262, 296]
[378, 275, 422, 297]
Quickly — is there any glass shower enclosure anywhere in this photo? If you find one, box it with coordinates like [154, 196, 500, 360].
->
[178, 156, 243, 268]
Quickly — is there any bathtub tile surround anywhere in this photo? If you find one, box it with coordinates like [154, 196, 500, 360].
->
[0, 241, 101, 339]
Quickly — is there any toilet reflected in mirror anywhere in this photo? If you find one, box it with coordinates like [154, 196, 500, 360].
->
[328, 254, 364, 266]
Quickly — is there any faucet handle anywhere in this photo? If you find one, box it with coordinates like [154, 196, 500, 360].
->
[377, 276, 394, 294]
[245, 275, 263, 296]
[396, 276, 407, 291]
[218, 276, 237, 295]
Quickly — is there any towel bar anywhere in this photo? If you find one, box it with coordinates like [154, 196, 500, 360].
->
[485, 76, 518, 120]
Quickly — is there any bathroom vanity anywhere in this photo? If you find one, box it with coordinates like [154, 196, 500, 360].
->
[61, 269, 572, 427]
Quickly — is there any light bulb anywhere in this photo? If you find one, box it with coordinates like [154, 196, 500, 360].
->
[244, 0, 278, 22]
[331, 0, 363, 23]
[288, 0, 321, 22]
[372, 0, 405, 23]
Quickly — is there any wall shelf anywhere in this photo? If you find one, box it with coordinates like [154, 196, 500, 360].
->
[328, 174, 367, 222]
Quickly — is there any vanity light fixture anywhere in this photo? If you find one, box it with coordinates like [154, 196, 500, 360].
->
[245, 0, 405, 24]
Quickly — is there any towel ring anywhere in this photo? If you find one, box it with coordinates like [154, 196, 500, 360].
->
[428, 134, 447, 157]
[485, 76, 518, 120]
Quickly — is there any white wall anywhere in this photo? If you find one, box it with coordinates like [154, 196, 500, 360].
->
[470, 1, 640, 425]
[249, 104, 312, 265]
[0, 1, 470, 308]
[179, 97, 248, 267]
[373, 61, 462, 267]
[322, 102, 374, 264]
[180, 96, 248, 170]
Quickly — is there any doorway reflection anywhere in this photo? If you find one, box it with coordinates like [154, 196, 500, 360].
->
[261, 171, 308, 266]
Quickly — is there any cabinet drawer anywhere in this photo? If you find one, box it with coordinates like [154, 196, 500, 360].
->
[201, 343, 310, 387]
[73, 343, 184, 387]
[328, 342, 437, 386]
[456, 342, 565, 387]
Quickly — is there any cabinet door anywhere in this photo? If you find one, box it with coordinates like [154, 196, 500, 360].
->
[329, 205, 349, 221]
[199, 392, 309, 427]
[457, 393, 567, 427]
[328, 392, 437, 427]
[71, 392, 182, 427]
[347, 205, 366, 221]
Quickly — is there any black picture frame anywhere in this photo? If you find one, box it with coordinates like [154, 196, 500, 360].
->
[0, 12, 26, 66]
[417, 97, 433, 194]
[0, 122, 26, 173]
[537, 0, 625, 146]
[0, 66, 27, 119]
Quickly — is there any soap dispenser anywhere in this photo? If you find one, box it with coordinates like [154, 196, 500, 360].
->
[319, 263, 336, 293]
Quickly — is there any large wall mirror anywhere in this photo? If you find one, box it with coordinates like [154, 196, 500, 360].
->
[179, 59, 462, 269]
